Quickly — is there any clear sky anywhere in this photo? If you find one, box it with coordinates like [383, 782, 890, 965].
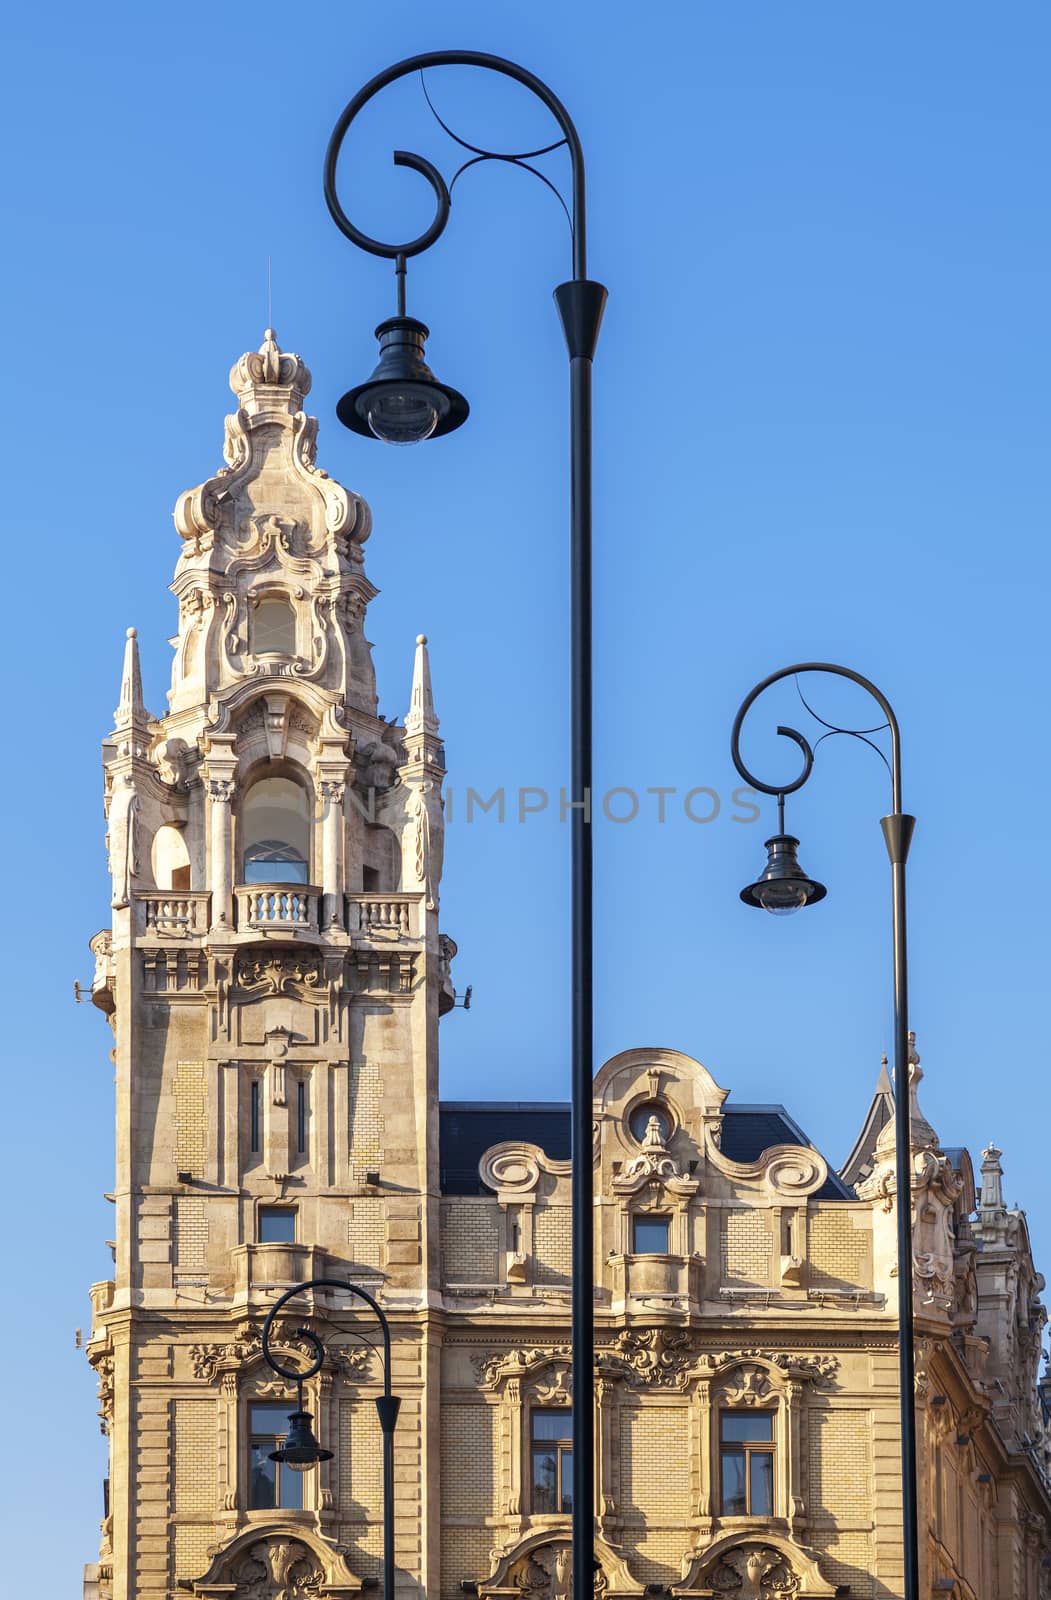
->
[2, 0, 1048, 1581]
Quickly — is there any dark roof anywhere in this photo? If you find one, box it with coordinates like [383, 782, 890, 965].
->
[438, 1100, 852, 1201]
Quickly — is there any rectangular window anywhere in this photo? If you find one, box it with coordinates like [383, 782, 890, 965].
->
[531, 1408, 572, 1514]
[362, 865, 380, 892]
[250, 1081, 260, 1154]
[259, 1207, 296, 1244]
[632, 1214, 670, 1254]
[297, 1080, 307, 1154]
[248, 1402, 304, 1510]
[720, 1410, 775, 1516]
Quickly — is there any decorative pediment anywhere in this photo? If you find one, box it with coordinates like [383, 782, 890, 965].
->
[183, 1527, 364, 1598]
[188, 1320, 370, 1384]
[675, 1534, 836, 1597]
[472, 1346, 571, 1394]
[595, 1332, 839, 1393]
[478, 1532, 644, 1600]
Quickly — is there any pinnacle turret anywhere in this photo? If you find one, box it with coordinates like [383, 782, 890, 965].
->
[406, 633, 440, 738]
[114, 626, 148, 733]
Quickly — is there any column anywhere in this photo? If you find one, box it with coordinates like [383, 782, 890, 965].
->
[206, 776, 235, 931]
[320, 779, 346, 930]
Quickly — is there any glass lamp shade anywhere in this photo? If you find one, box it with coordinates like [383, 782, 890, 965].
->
[740, 835, 826, 916]
[337, 317, 469, 444]
[269, 1409, 333, 1472]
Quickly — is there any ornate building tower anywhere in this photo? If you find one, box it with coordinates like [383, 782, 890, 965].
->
[86, 331, 452, 1600]
[85, 329, 1051, 1600]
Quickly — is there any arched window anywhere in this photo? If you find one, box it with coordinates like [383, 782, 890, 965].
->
[242, 777, 310, 884]
[151, 823, 191, 891]
[251, 594, 296, 656]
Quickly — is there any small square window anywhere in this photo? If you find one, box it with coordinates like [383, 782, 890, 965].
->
[632, 1215, 670, 1254]
[259, 1208, 296, 1244]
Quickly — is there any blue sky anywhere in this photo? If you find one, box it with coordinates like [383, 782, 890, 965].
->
[2, 0, 1049, 1579]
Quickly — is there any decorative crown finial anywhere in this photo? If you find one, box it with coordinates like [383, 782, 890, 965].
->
[229, 328, 312, 411]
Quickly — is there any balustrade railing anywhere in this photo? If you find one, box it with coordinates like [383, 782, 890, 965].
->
[345, 892, 420, 939]
[141, 891, 211, 938]
[236, 883, 321, 932]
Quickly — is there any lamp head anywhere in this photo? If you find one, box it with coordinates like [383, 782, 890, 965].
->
[337, 316, 469, 445]
[740, 833, 826, 916]
[269, 1409, 333, 1473]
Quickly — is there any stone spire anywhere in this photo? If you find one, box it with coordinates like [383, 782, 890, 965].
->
[114, 626, 148, 734]
[979, 1142, 1008, 1243]
[839, 1052, 896, 1189]
[406, 633, 440, 739]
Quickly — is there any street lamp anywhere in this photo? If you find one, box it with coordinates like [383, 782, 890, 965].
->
[730, 662, 919, 1600]
[262, 1279, 401, 1600]
[323, 53, 606, 1600]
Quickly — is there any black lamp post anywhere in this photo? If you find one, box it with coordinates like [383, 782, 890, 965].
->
[323, 54, 606, 1600]
[262, 1279, 400, 1600]
[730, 662, 919, 1600]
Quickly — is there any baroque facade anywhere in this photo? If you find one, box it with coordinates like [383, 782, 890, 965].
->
[84, 331, 1051, 1600]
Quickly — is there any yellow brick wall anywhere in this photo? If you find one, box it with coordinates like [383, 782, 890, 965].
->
[721, 1208, 772, 1285]
[346, 1198, 386, 1270]
[349, 1060, 384, 1185]
[534, 1204, 572, 1284]
[808, 1407, 871, 1522]
[441, 1528, 495, 1600]
[807, 1208, 872, 1291]
[171, 1398, 217, 1590]
[440, 1403, 498, 1518]
[809, 1530, 876, 1598]
[442, 1200, 501, 1282]
[173, 1060, 207, 1175]
[174, 1196, 208, 1276]
[620, 1533, 685, 1588]
[172, 1398, 217, 1512]
[620, 1405, 690, 1521]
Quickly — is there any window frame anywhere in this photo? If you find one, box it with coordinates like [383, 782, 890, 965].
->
[631, 1213, 671, 1254]
[719, 1408, 776, 1517]
[529, 1406, 573, 1516]
[247, 1399, 306, 1512]
[250, 593, 297, 658]
[258, 1206, 297, 1244]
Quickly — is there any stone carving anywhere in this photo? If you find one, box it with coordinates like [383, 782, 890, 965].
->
[234, 953, 323, 996]
[597, 1333, 838, 1392]
[478, 1141, 571, 1201]
[622, 1114, 679, 1179]
[719, 1362, 775, 1407]
[478, 1534, 643, 1600]
[506, 1546, 603, 1598]
[730, 1349, 840, 1387]
[189, 1321, 368, 1383]
[708, 1546, 800, 1596]
[187, 1530, 362, 1599]
[472, 1347, 571, 1389]
[858, 1041, 966, 1314]
[679, 1535, 836, 1598]
[90, 1350, 114, 1434]
[603, 1327, 699, 1388]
